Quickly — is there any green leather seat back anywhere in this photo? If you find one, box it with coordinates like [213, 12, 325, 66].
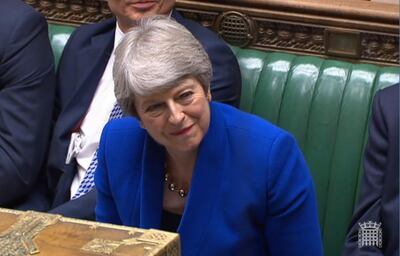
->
[233, 46, 399, 256]
[48, 24, 75, 67]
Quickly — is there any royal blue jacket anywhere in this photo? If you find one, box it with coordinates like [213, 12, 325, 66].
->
[95, 102, 323, 255]
[0, 0, 55, 208]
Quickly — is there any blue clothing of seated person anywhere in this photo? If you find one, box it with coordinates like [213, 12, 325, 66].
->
[0, 0, 55, 209]
[95, 16, 323, 256]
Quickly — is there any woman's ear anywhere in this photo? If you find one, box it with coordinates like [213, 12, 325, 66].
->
[207, 88, 212, 102]
[132, 107, 145, 129]
[136, 113, 145, 129]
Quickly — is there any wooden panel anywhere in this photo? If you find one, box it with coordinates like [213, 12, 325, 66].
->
[24, 0, 399, 65]
[176, 0, 399, 66]
[24, 0, 113, 25]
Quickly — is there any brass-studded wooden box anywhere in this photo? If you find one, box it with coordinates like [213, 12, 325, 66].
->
[0, 208, 180, 256]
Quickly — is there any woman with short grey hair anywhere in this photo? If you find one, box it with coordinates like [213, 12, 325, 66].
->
[95, 16, 323, 255]
[113, 15, 212, 116]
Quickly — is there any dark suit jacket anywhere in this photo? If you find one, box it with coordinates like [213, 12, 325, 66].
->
[96, 102, 323, 255]
[47, 10, 241, 219]
[0, 0, 55, 208]
[342, 84, 399, 255]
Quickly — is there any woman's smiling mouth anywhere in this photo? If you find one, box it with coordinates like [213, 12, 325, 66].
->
[170, 124, 195, 136]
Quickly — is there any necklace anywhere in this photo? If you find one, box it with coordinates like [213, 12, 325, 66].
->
[164, 173, 188, 198]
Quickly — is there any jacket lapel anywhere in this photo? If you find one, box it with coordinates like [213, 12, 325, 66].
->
[137, 103, 228, 254]
[139, 134, 165, 228]
[178, 103, 228, 255]
[61, 26, 115, 134]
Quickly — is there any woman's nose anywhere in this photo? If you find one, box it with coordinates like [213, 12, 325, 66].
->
[168, 103, 185, 124]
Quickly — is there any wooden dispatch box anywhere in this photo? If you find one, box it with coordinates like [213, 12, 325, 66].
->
[0, 208, 180, 256]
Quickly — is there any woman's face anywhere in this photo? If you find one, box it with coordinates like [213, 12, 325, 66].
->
[135, 77, 211, 154]
[107, 0, 176, 32]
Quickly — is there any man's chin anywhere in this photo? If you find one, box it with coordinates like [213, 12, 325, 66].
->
[126, 10, 159, 22]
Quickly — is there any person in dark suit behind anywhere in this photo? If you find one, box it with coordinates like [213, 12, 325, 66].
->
[95, 16, 323, 255]
[0, 0, 55, 209]
[342, 84, 399, 255]
[44, 0, 241, 219]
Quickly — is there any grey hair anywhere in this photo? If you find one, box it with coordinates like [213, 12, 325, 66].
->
[113, 15, 212, 116]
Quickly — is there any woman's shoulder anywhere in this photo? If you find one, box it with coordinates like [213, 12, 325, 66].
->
[212, 102, 288, 141]
[103, 117, 144, 140]
[106, 116, 140, 129]
[100, 117, 146, 157]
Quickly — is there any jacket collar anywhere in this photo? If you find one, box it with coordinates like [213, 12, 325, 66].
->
[171, 9, 184, 23]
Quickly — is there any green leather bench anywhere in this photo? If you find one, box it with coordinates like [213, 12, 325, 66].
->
[48, 23, 400, 256]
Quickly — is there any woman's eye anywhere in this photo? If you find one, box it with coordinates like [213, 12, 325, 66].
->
[179, 91, 193, 101]
[146, 103, 163, 113]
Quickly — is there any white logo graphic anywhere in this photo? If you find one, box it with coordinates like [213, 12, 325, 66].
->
[358, 221, 382, 248]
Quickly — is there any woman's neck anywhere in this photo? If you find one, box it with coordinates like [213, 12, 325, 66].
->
[165, 149, 197, 184]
